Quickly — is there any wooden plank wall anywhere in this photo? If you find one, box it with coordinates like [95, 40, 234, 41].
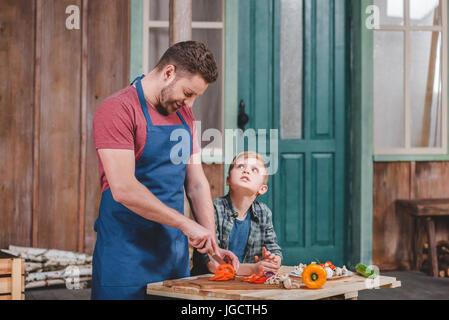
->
[0, 0, 36, 252]
[373, 162, 449, 270]
[0, 0, 130, 255]
[84, 0, 131, 254]
[0, 0, 225, 255]
[38, 0, 83, 252]
[202, 164, 224, 200]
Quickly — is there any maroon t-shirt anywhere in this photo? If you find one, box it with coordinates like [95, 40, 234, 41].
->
[93, 85, 200, 192]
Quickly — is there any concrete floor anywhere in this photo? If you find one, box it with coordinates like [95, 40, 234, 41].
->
[24, 271, 449, 300]
[358, 270, 449, 300]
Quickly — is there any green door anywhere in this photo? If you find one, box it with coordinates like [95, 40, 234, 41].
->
[237, 0, 348, 266]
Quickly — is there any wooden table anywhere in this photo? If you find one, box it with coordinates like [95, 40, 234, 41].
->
[396, 198, 449, 277]
[146, 266, 401, 300]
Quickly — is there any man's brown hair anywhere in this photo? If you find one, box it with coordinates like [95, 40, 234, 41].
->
[155, 41, 218, 83]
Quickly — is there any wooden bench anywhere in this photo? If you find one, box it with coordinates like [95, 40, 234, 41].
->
[396, 198, 449, 278]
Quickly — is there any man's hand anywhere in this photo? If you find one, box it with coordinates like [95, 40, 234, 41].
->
[206, 248, 240, 274]
[181, 218, 219, 254]
[216, 248, 240, 272]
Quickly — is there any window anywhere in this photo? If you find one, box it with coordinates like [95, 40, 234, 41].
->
[373, 0, 448, 156]
[142, 0, 224, 155]
[280, 0, 303, 140]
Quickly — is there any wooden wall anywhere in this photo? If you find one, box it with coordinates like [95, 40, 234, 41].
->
[0, 0, 225, 255]
[0, 0, 36, 255]
[373, 161, 449, 270]
[202, 164, 224, 200]
[0, 0, 130, 255]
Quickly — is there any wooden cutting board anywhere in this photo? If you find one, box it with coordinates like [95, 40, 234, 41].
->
[163, 276, 284, 290]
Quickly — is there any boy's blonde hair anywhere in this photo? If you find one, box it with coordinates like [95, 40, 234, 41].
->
[228, 151, 269, 185]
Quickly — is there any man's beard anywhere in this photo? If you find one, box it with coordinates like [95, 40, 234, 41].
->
[155, 81, 177, 116]
[154, 101, 169, 116]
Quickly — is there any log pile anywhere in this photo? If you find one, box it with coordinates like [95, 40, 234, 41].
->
[1, 245, 92, 289]
[421, 240, 449, 278]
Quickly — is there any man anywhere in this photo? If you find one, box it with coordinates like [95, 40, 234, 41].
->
[91, 41, 239, 300]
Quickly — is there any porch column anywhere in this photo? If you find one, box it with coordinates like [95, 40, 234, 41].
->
[169, 0, 192, 45]
[169, 0, 194, 260]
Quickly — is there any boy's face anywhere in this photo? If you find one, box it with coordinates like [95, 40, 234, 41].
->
[227, 157, 268, 196]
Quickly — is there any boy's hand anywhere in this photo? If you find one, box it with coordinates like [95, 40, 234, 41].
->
[254, 259, 280, 273]
[254, 247, 282, 271]
[261, 247, 276, 261]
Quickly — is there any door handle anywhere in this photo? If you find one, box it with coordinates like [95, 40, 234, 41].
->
[238, 99, 249, 131]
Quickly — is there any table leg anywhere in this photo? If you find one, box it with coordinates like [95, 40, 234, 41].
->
[413, 218, 424, 271]
[426, 217, 438, 278]
[344, 291, 359, 300]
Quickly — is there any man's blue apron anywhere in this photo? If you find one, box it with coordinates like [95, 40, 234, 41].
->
[91, 75, 192, 300]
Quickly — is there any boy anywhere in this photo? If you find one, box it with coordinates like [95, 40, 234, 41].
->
[192, 151, 282, 276]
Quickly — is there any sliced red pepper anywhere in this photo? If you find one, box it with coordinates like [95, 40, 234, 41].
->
[259, 266, 264, 275]
[209, 274, 224, 281]
[213, 277, 231, 281]
[252, 276, 269, 284]
[222, 272, 234, 279]
[242, 268, 270, 284]
[210, 273, 232, 281]
[209, 263, 236, 281]
[246, 274, 256, 282]
[216, 264, 235, 276]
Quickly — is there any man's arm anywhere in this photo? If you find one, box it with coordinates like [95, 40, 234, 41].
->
[184, 153, 215, 234]
[185, 153, 239, 270]
[98, 148, 216, 253]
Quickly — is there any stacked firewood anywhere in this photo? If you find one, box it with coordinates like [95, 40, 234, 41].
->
[421, 240, 449, 278]
[1, 245, 92, 289]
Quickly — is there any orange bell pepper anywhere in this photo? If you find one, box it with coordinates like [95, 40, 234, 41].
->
[302, 264, 327, 289]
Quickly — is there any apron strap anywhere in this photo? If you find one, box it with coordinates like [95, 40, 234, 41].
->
[133, 75, 190, 131]
[130, 74, 145, 86]
[175, 111, 193, 155]
[134, 76, 154, 127]
[175, 110, 188, 126]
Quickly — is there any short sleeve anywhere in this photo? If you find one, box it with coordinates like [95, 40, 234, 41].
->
[93, 97, 136, 150]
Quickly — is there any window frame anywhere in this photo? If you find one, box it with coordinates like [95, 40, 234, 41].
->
[140, 0, 226, 163]
[373, 0, 449, 161]
[142, 0, 226, 75]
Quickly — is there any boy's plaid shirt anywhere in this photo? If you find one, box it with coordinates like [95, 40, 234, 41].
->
[204, 193, 283, 264]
